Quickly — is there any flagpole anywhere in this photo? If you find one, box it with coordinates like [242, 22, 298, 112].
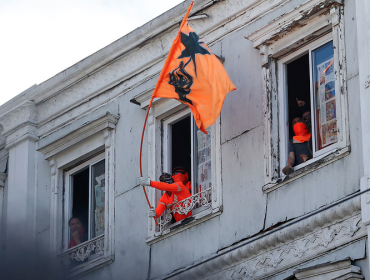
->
[139, 96, 158, 226]
[139, 1, 195, 227]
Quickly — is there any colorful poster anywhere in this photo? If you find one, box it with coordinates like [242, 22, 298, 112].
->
[197, 127, 212, 195]
[95, 206, 105, 237]
[94, 174, 105, 208]
[317, 59, 337, 147]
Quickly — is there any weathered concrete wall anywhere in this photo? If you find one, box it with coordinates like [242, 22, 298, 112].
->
[66, 0, 369, 278]
[1, 0, 368, 279]
[265, 0, 362, 228]
[221, 29, 263, 142]
[35, 151, 51, 259]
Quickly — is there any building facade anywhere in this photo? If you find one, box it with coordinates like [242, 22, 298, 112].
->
[1, 0, 370, 279]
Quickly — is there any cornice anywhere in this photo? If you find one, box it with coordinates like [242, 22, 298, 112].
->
[5, 0, 291, 135]
[0, 100, 37, 137]
[160, 195, 362, 280]
[245, 0, 343, 48]
[38, 112, 119, 160]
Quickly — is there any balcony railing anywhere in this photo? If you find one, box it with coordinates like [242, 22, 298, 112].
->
[158, 187, 212, 233]
[58, 234, 104, 269]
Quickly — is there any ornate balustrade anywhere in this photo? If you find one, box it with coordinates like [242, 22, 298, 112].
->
[158, 187, 212, 233]
[58, 234, 104, 269]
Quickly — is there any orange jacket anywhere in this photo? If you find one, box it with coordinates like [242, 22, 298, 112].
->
[150, 181, 192, 222]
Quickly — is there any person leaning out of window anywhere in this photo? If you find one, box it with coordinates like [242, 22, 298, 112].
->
[282, 99, 312, 175]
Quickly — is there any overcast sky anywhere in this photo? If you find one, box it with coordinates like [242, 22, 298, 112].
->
[0, 0, 184, 106]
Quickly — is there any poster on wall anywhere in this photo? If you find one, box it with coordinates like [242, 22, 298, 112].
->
[94, 174, 105, 208]
[95, 206, 105, 237]
[317, 59, 337, 147]
[197, 127, 212, 195]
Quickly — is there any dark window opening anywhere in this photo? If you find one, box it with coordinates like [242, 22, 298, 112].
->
[287, 53, 311, 139]
[72, 168, 89, 237]
[171, 116, 191, 179]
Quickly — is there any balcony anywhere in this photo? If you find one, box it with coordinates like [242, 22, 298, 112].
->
[57, 234, 113, 277]
[158, 187, 212, 234]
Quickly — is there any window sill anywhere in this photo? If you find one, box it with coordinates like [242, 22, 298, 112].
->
[262, 145, 350, 194]
[58, 234, 114, 278]
[146, 206, 222, 245]
[65, 254, 114, 278]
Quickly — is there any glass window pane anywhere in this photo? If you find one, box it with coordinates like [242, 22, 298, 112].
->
[71, 168, 89, 240]
[91, 160, 105, 238]
[311, 41, 337, 151]
[193, 122, 212, 197]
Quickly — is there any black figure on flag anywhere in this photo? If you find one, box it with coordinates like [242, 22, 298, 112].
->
[168, 30, 212, 105]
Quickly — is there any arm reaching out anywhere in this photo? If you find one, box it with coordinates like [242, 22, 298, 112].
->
[150, 181, 181, 192]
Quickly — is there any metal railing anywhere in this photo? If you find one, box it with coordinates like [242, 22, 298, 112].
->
[58, 234, 104, 269]
[158, 187, 212, 233]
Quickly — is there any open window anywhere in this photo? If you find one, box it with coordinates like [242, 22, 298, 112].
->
[65, 154, 106, 245]
[164, 110, 212, 200]
[281, 36, 338, 171]
[246, 3, 349, 191]
[158, 109, 213, 232]
[37, 112, 118, 276]
[139, 96, 222, 242]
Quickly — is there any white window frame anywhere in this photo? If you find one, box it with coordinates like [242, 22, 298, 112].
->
[144, 99, 222, 243]
[278, 34, 340, 173]
[162, 108, 212, 216]
[37, 112, 118, 276]
[246, 3, 350, 192]
[64, 153, 105, 249]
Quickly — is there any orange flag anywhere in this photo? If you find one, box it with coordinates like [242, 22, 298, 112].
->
[150, 1, 236, 133]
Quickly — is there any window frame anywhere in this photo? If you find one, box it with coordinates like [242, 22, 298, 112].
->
[37, 112, 118, 275]
[63, 153, 105, 250]
[278, 33, 340, 173]
[145, 100, 222, 243]
[245, 3, 350, 192]
[162, 108, 212, 218]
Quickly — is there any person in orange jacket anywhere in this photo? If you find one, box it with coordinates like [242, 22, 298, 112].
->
[172, 166, 191, 194]
[139, 172, 192, 222]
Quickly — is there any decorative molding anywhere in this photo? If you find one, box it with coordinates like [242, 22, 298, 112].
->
[160, 196, 362, 280]
[0, 101, 39, 149]
[206, 216, 362, 280]
[0, 101, 37, 136]
[0, 172, 7, 187]
[246, 0, 343, 49]
[294, 259, 364, 280]
[33, 0, 291, 135]
[38, 112, 119, 160]
[365, 75, 370, 89]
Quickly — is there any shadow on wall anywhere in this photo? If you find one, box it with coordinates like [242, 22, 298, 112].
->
[0, 242, 61, 280]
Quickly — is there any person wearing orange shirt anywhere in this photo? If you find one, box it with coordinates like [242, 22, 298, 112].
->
[139, 172, 192, 222]
[282, 116, 312, 175]
[172, 166, 191, 194]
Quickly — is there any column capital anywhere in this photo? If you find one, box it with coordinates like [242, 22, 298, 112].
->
[0, 101, 38, 149]
[0, 172, 7, 187]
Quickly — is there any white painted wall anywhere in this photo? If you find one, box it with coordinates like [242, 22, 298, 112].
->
[0, 0, 369, 279]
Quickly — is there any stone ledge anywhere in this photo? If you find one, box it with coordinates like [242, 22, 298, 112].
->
[158, 195, 362, 280]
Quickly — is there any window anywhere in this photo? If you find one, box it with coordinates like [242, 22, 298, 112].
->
[65, 154, 105, 244]
[144, 101, 221, 242]
[159, 109, 213, 230]
[38, 112, 118, 275]
[246, 3, 349, 191]
[280, 35, 338, 172]
[163, 110, 212, 199]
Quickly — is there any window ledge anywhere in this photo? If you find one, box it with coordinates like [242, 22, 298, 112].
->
[58, 234, 114, 278]
[146, 206, 222, 245]
[262, 145, 350, 193]
[65, 254, 114, 279]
